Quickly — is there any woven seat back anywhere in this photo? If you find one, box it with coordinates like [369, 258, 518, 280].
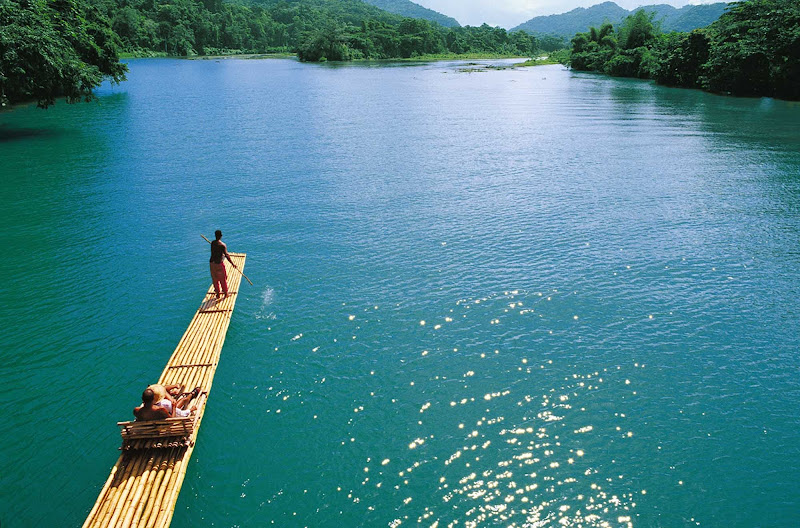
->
[118, 417, 196, 440]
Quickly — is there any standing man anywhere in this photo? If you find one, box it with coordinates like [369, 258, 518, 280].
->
[210, 229, 234, 298]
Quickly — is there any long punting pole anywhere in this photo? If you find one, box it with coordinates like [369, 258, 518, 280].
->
[82, 253, 246, 528]
[201, 234, 254, 286]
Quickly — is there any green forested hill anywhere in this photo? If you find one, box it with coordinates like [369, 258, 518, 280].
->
[633, 3, 730, 32]
[512, 2, 627, 37]
[512, 1, 729, 37]
[361, 0, 460, 27]
[666, 3, 731, 32]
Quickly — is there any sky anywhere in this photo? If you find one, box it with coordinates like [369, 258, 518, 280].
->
[413, 0, 724, 28]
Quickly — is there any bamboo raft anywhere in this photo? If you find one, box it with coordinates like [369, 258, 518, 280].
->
[83, 253, 246, 528]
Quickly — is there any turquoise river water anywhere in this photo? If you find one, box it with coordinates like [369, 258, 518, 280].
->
[1, 58, 799, 527]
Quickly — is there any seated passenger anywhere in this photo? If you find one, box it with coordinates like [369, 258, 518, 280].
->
[133, 388, 171, 421]
[148, 384, 200, 417]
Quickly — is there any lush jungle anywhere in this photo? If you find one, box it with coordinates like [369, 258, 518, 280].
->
[1, 0, 546, 107]
[1, 0, 798, 108]
[568, 0, 799, 100]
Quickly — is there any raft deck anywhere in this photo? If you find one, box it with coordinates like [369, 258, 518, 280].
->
[83, 253, 246, 528]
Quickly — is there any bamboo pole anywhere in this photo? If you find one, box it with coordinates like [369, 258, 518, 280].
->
[119, 449, 160, 528]
[85, 254, 245, 528]
[138, 449, 176, 527]
[128, 448, 170, 528]
[140, 452, 180, 528]
[82, 454, 123, 527]
[102, 454, 148, 528]
[153, 451, 187, 528]
[92, 458, 132, 528]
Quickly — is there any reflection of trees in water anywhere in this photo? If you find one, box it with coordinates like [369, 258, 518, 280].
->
[0, 125, 60, 142]
[588, 71, 800, 155]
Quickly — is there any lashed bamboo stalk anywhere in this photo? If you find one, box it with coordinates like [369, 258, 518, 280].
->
[136, 448, 174, 527]
[140, 452, 181, 528]
[153, 450, 189, 527]
[94, 457, 137, 526]
[82, 455, 123, 527]
[165, 311, 202, 365]
[183, 315, 216, 368]
[87, 460, 124, 527]
[85, 254, 245, 528]
[163, 308, 225, 386]
[119, 449, 161, 528]
[127, 448, 172, 528]
[102, 453, 149, 528]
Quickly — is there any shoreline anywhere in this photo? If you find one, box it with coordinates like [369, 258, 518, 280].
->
[118, 51, 560, 66]
[189, 52, 296, 60]
[119, 51, 296, 60]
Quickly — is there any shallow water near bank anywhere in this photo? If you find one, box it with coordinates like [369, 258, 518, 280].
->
[1, 58, 799, 527]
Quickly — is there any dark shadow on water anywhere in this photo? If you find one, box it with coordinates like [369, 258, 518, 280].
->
[0, 125, 62, 142]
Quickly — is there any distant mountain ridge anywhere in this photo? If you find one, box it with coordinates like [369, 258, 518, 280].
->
[511, 1, 730, 37]
[360, 0, 460, 27]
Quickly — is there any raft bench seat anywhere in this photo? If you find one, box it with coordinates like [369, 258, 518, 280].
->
[117, 394, 206, 450]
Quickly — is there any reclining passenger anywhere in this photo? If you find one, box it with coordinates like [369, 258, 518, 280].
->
[148, 384, 200, 417]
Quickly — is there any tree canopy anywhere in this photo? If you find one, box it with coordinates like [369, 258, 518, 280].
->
[100, 0, 542, 61]
[1, 0, 545, 107]
[0, 0, 127, 107]
[566, 0, 800, 100]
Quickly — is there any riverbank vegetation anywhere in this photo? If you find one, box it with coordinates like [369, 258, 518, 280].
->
[567, 0, 800, 100]
[4, 0, 796, 108]
[296, 20, 539, 61]
[0, 0, 127, 108]
[1, 0, 545, 106]
[104, 0, 541, 62]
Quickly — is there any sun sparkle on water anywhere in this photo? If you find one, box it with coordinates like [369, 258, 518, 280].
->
[260, 288, 655, 527]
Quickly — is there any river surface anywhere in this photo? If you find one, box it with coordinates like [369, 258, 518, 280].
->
[1, 58, 799, 527]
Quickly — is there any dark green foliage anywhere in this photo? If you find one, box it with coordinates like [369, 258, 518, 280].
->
[568, 13, 658, 76]
[701, 0, 800, 99]
[618, 10, 656, 50]
[296, 19, 539, 61]
[569, 22, 615, 71]
[447, 24, 537, 56]
[297, 21, 353, 60]
[533, 34, 567, 52]
[598, 9, 659, 78]
[38, 0, 535, 61]
[97, 0, 545, 61]
[567, 0, 800, 100]
[653, 29, 710, 88]
[292, 7, 540, 60]
[0, 0, 128, 107]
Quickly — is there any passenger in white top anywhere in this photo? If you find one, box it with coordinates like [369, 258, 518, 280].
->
[147, 384, 201, 417]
